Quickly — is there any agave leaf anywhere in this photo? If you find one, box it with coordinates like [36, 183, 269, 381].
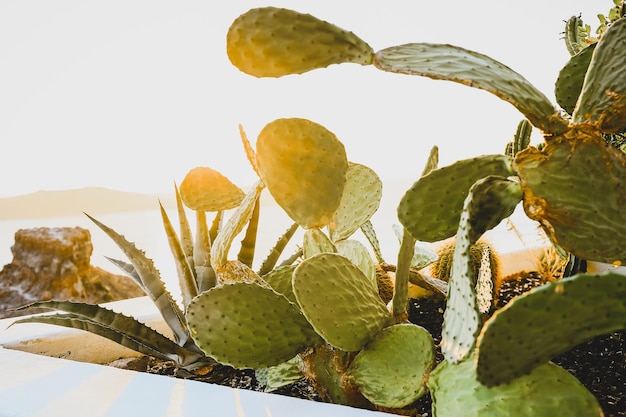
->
[360, 220, 385, 264]
[85, 213, 190, 346]
[211, 181, 264, 271]
[105, 256, 145, 292]
[194, 210, 216, 292]
[160, 203, 198, 306]
[239, 124, 260, 177]
[573, 17, 626, 132]
[258, 222, 299, 276]
[209, 210, 222, 245]
[12, 301, 203, 365]
[237, 196, 260, 268]
[373, 43, 568, 135]
[174, 184, 195, 272]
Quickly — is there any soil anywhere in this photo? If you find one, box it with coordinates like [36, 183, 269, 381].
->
[114, 272, 625, 417]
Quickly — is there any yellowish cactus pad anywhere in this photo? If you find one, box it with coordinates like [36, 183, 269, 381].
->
[256, 118, 348, 229]
[227, 7, 374, 78]
[180, 166, 244, 212]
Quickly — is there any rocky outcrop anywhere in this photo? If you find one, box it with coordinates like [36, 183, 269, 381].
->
[0, 227, 144, 319]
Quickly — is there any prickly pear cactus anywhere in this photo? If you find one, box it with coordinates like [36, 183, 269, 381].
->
[179, 166, 245, 211]
[261, 265, 297, 303]
[505, 119, 532, 157]
[186, 282, 321, 369]
[427, 354, 602, 417]
[346, 324, 435, 408]
[335, 239, 376, 284]
[441, 175, 522, 363]
[329, 162, 382, 242]
[256, 118, 349, 229]
[514, 127, 626, 263]
[573, 16, 626, 132]
[476, 272, 626, 387]
[398, 155, 514, 243]
[302, 228, 336, 259]
[292, 253, 392, 351]
[227, 7, 374, 78]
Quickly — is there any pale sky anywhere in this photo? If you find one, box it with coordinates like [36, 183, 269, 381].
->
[0, 1, 604, 198]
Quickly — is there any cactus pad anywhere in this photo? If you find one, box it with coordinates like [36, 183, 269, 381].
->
[261, 265, 297, 304]
[398, 155, 514, 242]
[428, 355, 602, 417]
[329, 163, 382, 242]
[476, 272, 626, 386]
[347, 324, 435, 408]
[373, 43, 569, 135]
[335, 239, 376, 284]
[302, 228, 336, 259]
[515, 128, 626, 263]
[179, 166, 244, 211]
[554, 44, 595, 115]
[227, 7, 374, 78]
[573, 16, 626, 132]
[293, 253, 392, 351]
[186, 282, 321, 369]
[256, 118, 349, 229]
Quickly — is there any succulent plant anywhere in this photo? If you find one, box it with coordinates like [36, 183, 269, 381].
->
[225, 4, 626, 415]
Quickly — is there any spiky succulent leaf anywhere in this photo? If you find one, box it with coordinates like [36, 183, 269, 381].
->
[347, 324, 434, 408]
[187, 282, 321, 369]
[421, 145, 439, 176]
[293, 253, 392, 351]
[303, 228, 337, 259]
[160, 203, 198, 306]
[174, 184, 195, 270]
[85, 214, 189, 346]
[179, 166, 245, 212]
[256, 118, 349, 229]
[398, 155, 514, 242]
[373, 43, 568, 135]
[239, 124, 260, 177]
[236, 196, 260, 268]
[476, 272, 626, 386]
[573, 16, 626, 132]
[428, 355, 602, 417]
[515, 128, 626, 263]
[13, 301, 203, 365]
[335, 239, 375, 284]
[211, 182, 264, 271]
[564, 15, 587, 56]
[360, 220, 385, 264]
[194, 210, 216, 292]
[555, 44, 596, 115]
[258, 222, 299, 276]
[227, 7, 374, 78]
[329, 163, 382, 242]
[505, 119, 533, 157]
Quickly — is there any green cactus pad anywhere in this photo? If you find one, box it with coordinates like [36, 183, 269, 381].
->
[336, 239, 376, 284]
[573, 16, 626, 132]
[428, 355, 602, 417]
[347, 324, 435, 408]
[179, 166, 245, 211]
[398, 155, 514, 243]
[261, 265, 297, 304]
[227, 7, 374, 78]
[476, 272, 626, 387]
[302, 228, 337, 259]
[293, 253, 392, 351]
[186, 282, 321, 369]
[211, 182, 264, 270]
[373, 43, 569, 135]
[554, 44, 595, 115]
[329, 163, 382, 242]
[515, 128, 626, 263]
[256, 118, 349, 229]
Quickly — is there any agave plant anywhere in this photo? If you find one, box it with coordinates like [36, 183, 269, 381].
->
[224, 5, 626, 415]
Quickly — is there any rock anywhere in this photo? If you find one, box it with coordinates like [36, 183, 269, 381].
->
[0, 227, 144, 319]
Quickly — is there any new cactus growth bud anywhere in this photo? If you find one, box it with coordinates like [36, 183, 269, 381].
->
[505, 119, 533, 157]
[227, 7, 374, 78]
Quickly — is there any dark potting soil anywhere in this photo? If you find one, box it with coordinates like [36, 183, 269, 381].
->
[116, 272, 624, 417]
